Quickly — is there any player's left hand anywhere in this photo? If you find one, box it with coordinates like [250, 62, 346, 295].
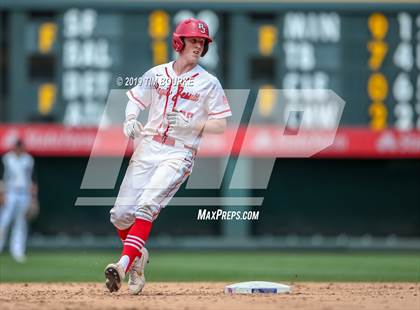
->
[167, 110, 196, 130]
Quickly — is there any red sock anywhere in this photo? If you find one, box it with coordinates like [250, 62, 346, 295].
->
[120, 218, 153, 272]
[117, 227, 130, 242]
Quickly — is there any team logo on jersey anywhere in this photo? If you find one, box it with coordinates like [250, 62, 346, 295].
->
[179, 91, 200, 102]
[153, 82, 200, 102]
[198, 23, 206, 34]
[173, 84, 200, 102]
[154, 83, 169, 99]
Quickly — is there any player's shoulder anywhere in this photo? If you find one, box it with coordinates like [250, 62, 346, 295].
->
[15, 152, 33, 164]
[2, 152, 20, 164]
[3, 152, 12, 161]
[136, 63, 169, 88]
[24, 153, 34, 162]
[197, 67, 222, 88]
[146, 62, 171, 76]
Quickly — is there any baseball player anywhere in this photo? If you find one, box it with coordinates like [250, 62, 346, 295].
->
[104, 18, 231, 294]
[0, 139, 37, 263]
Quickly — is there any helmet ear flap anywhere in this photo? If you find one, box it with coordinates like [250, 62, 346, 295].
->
[172, 35, 185, 52]
[201, 40, 209, 57]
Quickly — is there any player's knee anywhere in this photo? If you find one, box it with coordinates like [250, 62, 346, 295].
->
[135, 204, 160, 222]
[110, 205, 135, 230]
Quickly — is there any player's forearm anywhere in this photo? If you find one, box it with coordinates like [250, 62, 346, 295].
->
[199, 118, 227, 134]
[125, 100, 141, 120]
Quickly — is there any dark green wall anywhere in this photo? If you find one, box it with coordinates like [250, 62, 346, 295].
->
[32, 157, 420, 237]
[254, 159, 420, 237]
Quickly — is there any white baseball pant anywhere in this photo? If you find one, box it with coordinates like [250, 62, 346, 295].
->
[110, 136, 195, 229]
[0, 189, 31, 259]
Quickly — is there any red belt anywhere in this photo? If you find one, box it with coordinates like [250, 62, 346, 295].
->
[152, 135, 197, 152]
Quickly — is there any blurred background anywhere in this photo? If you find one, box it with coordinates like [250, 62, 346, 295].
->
[0, 0, 419, 282]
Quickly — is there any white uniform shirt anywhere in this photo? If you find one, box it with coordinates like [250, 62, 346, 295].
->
[127, 61, 232, 146]
[2, 152, 34, 191]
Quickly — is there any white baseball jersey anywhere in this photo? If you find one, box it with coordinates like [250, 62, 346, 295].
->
[2, 152, 34, 191]
[126, 61, 232, 147]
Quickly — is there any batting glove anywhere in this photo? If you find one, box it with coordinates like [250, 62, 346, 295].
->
[123, 117, 144, 139]
[167, 110, 198, 131]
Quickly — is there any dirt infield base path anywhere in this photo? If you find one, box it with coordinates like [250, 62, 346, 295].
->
[0, 282, 418, 310]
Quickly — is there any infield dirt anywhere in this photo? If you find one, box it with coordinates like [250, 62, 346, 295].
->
[0, 282, 418, 310]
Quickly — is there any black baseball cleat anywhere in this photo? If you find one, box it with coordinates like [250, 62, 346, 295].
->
[104, 263, 125, 293]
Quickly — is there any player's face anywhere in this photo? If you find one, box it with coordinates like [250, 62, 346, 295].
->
[182, 37, 205, 63]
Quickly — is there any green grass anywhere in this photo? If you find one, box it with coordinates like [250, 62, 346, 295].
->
[0, 251, 419, 282]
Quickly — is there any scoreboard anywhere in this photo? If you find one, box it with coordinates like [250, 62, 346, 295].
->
[57, 9, 225, 126]
[2, 2, 420, 133]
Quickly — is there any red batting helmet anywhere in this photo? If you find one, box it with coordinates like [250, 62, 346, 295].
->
[172, 18, 213, 57]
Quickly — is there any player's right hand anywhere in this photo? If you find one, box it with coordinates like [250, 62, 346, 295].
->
[123, 118, 144, 139]
[167, 110, 191, 129]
